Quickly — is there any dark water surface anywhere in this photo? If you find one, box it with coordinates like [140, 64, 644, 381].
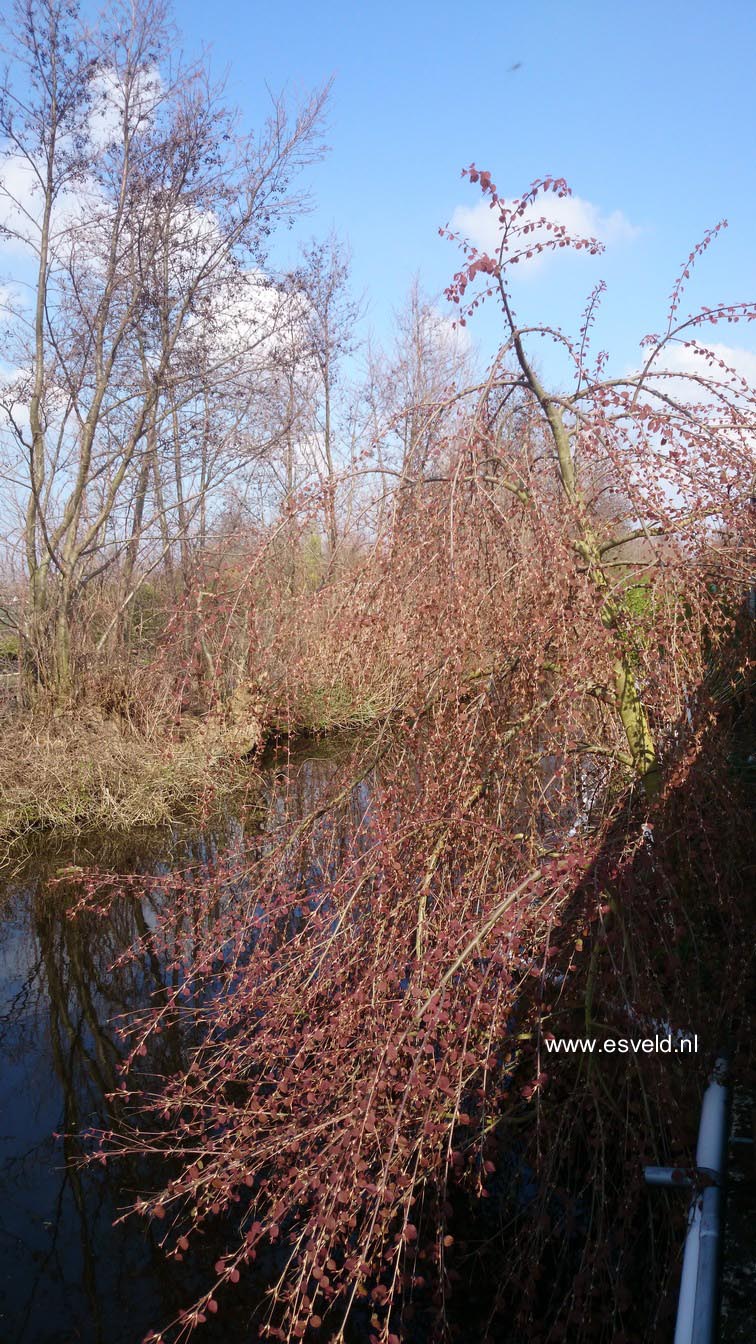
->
[0, 739, 360, 1344]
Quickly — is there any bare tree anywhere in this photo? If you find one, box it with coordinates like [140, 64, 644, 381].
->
[0, 0, 327, 700]
[390, 278, 472, 481]
[286, 234, 361, 566]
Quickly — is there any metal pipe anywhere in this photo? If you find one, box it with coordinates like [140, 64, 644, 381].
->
[692, 1183, 722, 1344]
[643, 1166, 693, 1188]
[673, 1055, 729, 1344]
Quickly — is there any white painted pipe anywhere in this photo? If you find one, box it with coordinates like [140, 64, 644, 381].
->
[674, 1198, 703, 1344]
[673, 1056, 729, 1344]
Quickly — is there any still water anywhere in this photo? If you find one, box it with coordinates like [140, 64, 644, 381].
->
[0, 740, 362, 1344]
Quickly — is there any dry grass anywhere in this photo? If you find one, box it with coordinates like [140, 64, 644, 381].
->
[0, 710, 263, 868]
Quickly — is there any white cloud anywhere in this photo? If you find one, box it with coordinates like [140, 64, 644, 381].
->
[0, 149, 107, 265]
[0, 64, 162, 268]
[87, 66, 163, 151]
[629, 340, 756, 415]
[661, 340, 756, 387]
[427, 306, 471, 355]
[0, 155, 43, 257]
[183, 267, 288, 362]
[450, 192, 640, 273]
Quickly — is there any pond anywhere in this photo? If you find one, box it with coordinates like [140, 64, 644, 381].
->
[0, 737, 365, 1344]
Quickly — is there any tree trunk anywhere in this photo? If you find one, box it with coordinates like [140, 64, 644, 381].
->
[504, 316, 661, 796]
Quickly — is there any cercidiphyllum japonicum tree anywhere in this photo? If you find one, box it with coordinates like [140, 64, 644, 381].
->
[0, 0, 328, 704]
[67, 175, 755, 1344]
[442, 167, 756, 797]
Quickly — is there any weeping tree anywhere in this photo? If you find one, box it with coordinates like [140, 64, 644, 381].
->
[60, 170, 756, 1344]
[0, 0, 327, 703]
[443, 167, 756, 794]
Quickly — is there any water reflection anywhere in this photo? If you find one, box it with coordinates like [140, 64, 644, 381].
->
[0, 738, 359, 1344]
[1, 879, 166, 1342]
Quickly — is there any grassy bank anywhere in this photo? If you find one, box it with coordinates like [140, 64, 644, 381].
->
[0, 711, 268, 870]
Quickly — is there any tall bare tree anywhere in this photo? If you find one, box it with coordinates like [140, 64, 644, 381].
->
[286, 234, 361, 566]
[0, 0, 327, 700]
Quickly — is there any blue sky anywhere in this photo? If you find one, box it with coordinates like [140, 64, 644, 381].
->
[171, 0, 756, 384]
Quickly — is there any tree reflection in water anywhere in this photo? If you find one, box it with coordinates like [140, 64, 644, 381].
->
[0, 740, 354, 1344]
